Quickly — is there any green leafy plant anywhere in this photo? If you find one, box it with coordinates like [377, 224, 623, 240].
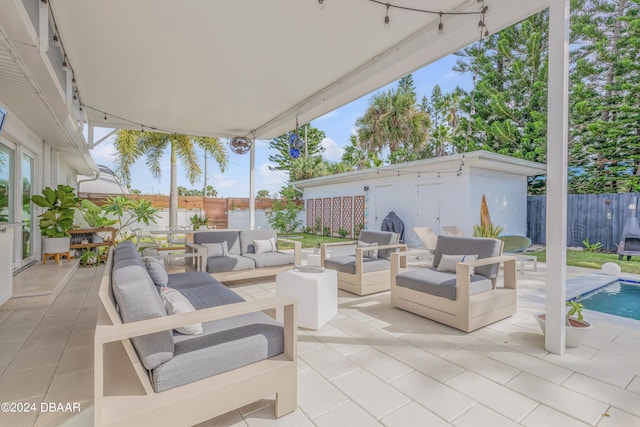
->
[102, 196, 159, 239]
[582, 238, 603, 252]
[31, 185, 80, 238]
[189, 214, 209, 230]
[323, 226, 331, 236]
[79, 248, 98, 267]
[473, 223, 505, 238]
[337, 228, 349, 238]
[78, 199, 117, 228]
[354, 222, 364, 237]
[566, 301, 585, 326]
[314, 218, 322, 235]
[266, 186, 303, 235]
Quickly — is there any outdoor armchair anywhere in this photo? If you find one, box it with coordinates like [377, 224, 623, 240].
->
[390, 235, 517, 332]
[321, 230, 407, 295]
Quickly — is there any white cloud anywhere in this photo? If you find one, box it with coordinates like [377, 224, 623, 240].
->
[90, 141, 118, 166]
[258, 162, 289, 195]
[321, 138, 345, 162]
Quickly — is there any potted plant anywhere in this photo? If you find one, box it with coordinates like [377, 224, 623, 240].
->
[79, 248, 98, 267]
[31, 185, 79, 256]
[189, 214, 210, 230]
[534, 301, 593, 347]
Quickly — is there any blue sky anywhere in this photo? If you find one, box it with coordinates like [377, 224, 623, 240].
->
[89, 54, 471, 197]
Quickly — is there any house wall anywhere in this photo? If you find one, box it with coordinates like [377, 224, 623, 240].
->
[301, 166, 528, 248]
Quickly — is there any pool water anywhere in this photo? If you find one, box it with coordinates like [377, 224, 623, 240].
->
[575, 280, 640, 321]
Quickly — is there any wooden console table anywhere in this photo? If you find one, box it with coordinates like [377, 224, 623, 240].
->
[69, 227, 118, 259]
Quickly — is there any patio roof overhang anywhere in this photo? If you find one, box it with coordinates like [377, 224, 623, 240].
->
[46, 0, 548, 139]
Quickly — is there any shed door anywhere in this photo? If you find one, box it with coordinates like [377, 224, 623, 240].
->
[374, 185, 394, 231]
[416, 184, 441, 233]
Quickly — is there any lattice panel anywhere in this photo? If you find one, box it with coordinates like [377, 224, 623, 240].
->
[332, 197, 342, 234]
[322, 198, 332, 233]
[342, 196, 353, 237]
[307, 199, 314, 230]
[354, 195, 365, 234]
[314, 199, 323, 234]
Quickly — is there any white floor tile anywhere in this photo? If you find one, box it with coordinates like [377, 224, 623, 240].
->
[543, 352, 634, 388]
[380, 402, 450, 427]
[347, 347, 413, 382]
[489, 349, 572, 384]
[562, 373, 640, 417]
[297, 368, 349, 419]
[596, 407, 640, 427]
[393, 346, 463, 382]
[451, 404, 518, 427]
[312, 402, 382, 427]
[520, 405, 590, 427]
[446, 349, 521, 384]
[299, 345, 359, 381]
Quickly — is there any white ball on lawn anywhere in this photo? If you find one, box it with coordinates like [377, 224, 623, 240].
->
[601, 262, 621, 276]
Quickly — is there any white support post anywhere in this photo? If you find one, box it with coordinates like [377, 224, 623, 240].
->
[249, 135, 256, 230]
[38, 0, 49, 53]
[545, 0, 570, 355]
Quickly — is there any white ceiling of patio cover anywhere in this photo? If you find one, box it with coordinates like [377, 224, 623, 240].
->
[51, 0, 547, 139]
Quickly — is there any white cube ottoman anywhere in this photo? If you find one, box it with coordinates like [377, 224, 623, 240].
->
[276, 269, 338, 330]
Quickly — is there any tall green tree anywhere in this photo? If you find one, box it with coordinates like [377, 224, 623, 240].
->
[340, 135, 383, 170]
[569, 0, 640, 193]
[268, 124, 326, 179]
[453, 11, 549, 165]
[113, 130, 228, 227]
[356, 75, 429, 158]
[421, 85, 465, 157]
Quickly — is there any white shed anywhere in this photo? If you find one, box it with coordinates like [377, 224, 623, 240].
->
[295, 151, 545, 248]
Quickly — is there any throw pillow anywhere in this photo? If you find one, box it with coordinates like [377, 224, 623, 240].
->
[145, 258, 169, 287]
[437, 254, 479, 275]
[254, 237, 277, 255]
[357, 241, 379, 259]
[159, 287, 203, 335]
[202, 241, 229, 258]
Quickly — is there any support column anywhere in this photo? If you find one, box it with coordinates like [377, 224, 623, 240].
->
[545, 0, 570, 354]
[249, 135, 256, 230]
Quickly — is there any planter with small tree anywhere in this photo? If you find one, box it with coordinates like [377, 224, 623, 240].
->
[534, 301, 593, 348]
[31, 185, 79, 264]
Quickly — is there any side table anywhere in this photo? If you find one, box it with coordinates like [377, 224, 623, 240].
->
[276, 269, 337, 330]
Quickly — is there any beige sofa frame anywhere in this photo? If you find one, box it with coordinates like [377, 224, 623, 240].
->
[390, 251, 517, 332]
[188, 237, 301, 282]
[321, 241, 407, 296]
[94, 249, 298, 427]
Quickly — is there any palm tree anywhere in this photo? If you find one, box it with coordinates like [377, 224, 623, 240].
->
[356, 86, 429, 158]
[113, 130, 228, 227]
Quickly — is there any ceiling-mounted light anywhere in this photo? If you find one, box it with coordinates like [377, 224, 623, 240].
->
[438, 12, 444, 35]
[318, 0, 324, 11]
[52, 34, 60, 47]
[104, 113, 108, 121]
[384, 4, 390, 29]
[62, 58, 69, 70]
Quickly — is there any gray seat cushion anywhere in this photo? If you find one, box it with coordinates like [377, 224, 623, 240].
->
[432, 236, 502, 279]
[357, 230, 399, 259]
[206, 255, 255, 273]
[167, 272, 244, 310]
[396, 268, 493, 301]
[193, 231, 242, 255]
[242, 252, 295, 268]
[324, 255, 391, 274]
[111, 263, 174, 370]
[152, 312, 284, 392]
[239, 229, 278, 254]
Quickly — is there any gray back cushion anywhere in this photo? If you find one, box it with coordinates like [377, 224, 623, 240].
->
[112, 261, 174, 370]
[239, 229, 277, 254]
[358, 230, 399, 259]
[432, 236, 502, 279]
[193, 231, 241, 255]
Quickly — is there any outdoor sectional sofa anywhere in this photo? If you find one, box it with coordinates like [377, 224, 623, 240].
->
[188, 229, 302, 282]
[94, 241, 297, 427]
[390, 235, 517, 332]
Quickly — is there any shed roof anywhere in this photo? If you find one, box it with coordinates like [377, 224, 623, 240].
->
[294, 150, 546, 188]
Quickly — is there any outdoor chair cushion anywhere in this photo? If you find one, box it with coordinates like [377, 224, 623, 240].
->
[194, 231, 242, 255]
[145, 257, 169, 287]
[357, 230, 398, 259]
[395, 268, 493, 301]
[239, 229, 278, 254]
[160, 287, 203, 335]
[206, 254, 255, 274]
[324, 255, 391, 275]
[254, 237, 278, 254]
[111, 245, 174, 370]
[432, 236, 502, 279]
[167, 272, 244, 309]
[242, 252, 295, 268]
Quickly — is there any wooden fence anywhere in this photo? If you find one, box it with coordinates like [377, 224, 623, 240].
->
[527, 192, 640, 251]
[78, 193, 280, 230]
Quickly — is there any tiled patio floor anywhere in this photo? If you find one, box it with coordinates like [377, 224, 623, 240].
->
[1, 256, 639, 426]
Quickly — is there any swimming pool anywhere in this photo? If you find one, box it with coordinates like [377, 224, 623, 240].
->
[575, 279, 640, 321]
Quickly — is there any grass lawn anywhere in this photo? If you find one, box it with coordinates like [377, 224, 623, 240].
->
[527, 249, 640, 274]
[277, 232, 355, 249]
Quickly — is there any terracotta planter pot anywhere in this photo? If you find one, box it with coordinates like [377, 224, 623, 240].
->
[534, 313, 593, 348]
